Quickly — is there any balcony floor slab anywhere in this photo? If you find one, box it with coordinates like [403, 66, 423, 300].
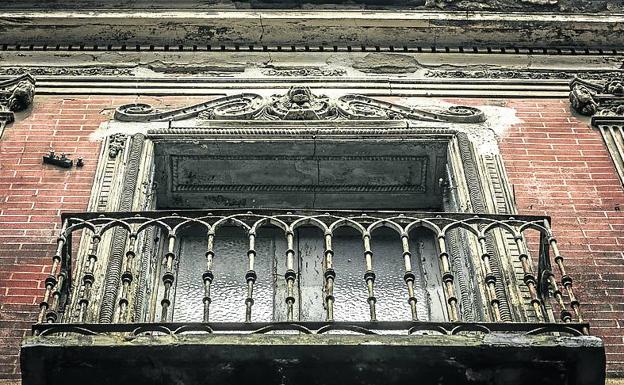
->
[21, 332, 604, 385]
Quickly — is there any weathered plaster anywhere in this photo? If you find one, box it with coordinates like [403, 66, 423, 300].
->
[3, 0, 623, 12]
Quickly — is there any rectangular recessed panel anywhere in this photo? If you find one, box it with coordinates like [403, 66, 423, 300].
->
[155, 140, 447, 209]
[172, 155, 427, 193]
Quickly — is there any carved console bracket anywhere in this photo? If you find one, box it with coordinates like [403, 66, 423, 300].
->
[0, 74, 36, 138]
[570, 77, 624, 186]
[569, 77, 624, 125]
[114, 86, 486, 124]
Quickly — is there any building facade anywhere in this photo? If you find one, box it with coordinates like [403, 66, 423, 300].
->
[0, 1, 623, 384]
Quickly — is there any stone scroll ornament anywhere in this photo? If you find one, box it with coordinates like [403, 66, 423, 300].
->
[570, 76, 624, 124]
[114, 86, 486, 124]
[0, 73, 36, 138]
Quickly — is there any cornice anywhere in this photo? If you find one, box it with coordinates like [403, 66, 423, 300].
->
[1, 11, 623, 50]
[0, 75, 580, 98]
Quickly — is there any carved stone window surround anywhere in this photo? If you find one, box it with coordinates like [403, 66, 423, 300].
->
[69, 88, 535, 325]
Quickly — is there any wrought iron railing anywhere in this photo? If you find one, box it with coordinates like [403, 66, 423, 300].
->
[34, 210, 588, 337]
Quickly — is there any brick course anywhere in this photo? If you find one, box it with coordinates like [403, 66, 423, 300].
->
[0, 96, 622, 382]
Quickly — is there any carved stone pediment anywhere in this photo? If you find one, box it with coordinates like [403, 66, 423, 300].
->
[0, 74, 36, 137]
[114, 86, 486, 124]
[569, 77, 624, 125]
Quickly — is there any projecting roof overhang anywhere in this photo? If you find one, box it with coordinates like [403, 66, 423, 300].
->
[1, 11, 624, 50]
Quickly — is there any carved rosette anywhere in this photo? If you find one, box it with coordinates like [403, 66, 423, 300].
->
[114, 86, 486, 124]
[264, 87, 336, 120]
[569, 77, 624, 124]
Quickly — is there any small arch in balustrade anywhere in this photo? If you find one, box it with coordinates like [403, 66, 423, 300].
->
[517, 220, 552, 238]
[134, 216, 174, 235]
[403, 218, 443, 238]
[249, 215, 290, 234]
[63, 217, 98, 237]
[316, 323, 378, 335]
[440, 219, 481, 238]
[525, 325, 584, 337]
[171, 217, 213, 236]
[38, 325, 99, 337]
[211, 215, 253, 234]
[172, 324, 214, 335]
[407, 324, 449, 335]
[450, 324, 492, 335]
[252, 323, 313, 334]
[328, 217, 367, 236]
[288, 215, 330, 234]
[367, 218, 405, 238]
[131, 324, 176, 336]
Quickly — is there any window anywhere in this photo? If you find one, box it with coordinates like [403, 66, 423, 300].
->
[63, 88, 534, 327]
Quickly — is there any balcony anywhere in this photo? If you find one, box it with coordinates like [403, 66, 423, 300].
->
[21, 210, 604, 385]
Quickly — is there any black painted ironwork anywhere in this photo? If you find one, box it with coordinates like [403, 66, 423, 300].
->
[32, 320, 589, 337]
[35, 209, 588, 336]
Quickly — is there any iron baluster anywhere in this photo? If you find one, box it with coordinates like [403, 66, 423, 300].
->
[115, 231, 137, 323]
[202, 231, 215, 322]
[160, 233, 176, 321]
[478, 236, 502, 322]
[547, 232, 584, 328]
[401, 234, 419, 321]
[39, 220, 68, 323]
[245, 232, 257, 322]
[514, 236, 546, 322]
[285, 231, 297, 322]
[437, 234, 460, 322]
[78, 232, 101, 323]
[323, 231, 335, 322]
[363, 232, 377, 322]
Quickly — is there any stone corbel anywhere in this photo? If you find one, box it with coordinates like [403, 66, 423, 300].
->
[0, 73, 36, 138]
[569, 76, 624, 126]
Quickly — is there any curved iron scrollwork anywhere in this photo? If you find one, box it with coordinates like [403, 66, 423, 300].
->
[114, 86, 486, 123]
[33, 320, 588, 338]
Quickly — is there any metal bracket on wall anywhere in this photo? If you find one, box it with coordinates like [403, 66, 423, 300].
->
[42, 150, 83, 169]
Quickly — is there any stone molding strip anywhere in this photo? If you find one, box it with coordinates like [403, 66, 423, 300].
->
[0, 76, 574, 97]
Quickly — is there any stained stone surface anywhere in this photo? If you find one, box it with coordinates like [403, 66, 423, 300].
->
[3, 0, 623, 12]
[154, 139, 447, 210]
[21, 333, 605, 385]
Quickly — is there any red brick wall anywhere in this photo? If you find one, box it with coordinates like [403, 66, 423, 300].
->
[0, 96, 622, 382]
[0, 95, 195, 382]
[500, 99, 624, 377]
